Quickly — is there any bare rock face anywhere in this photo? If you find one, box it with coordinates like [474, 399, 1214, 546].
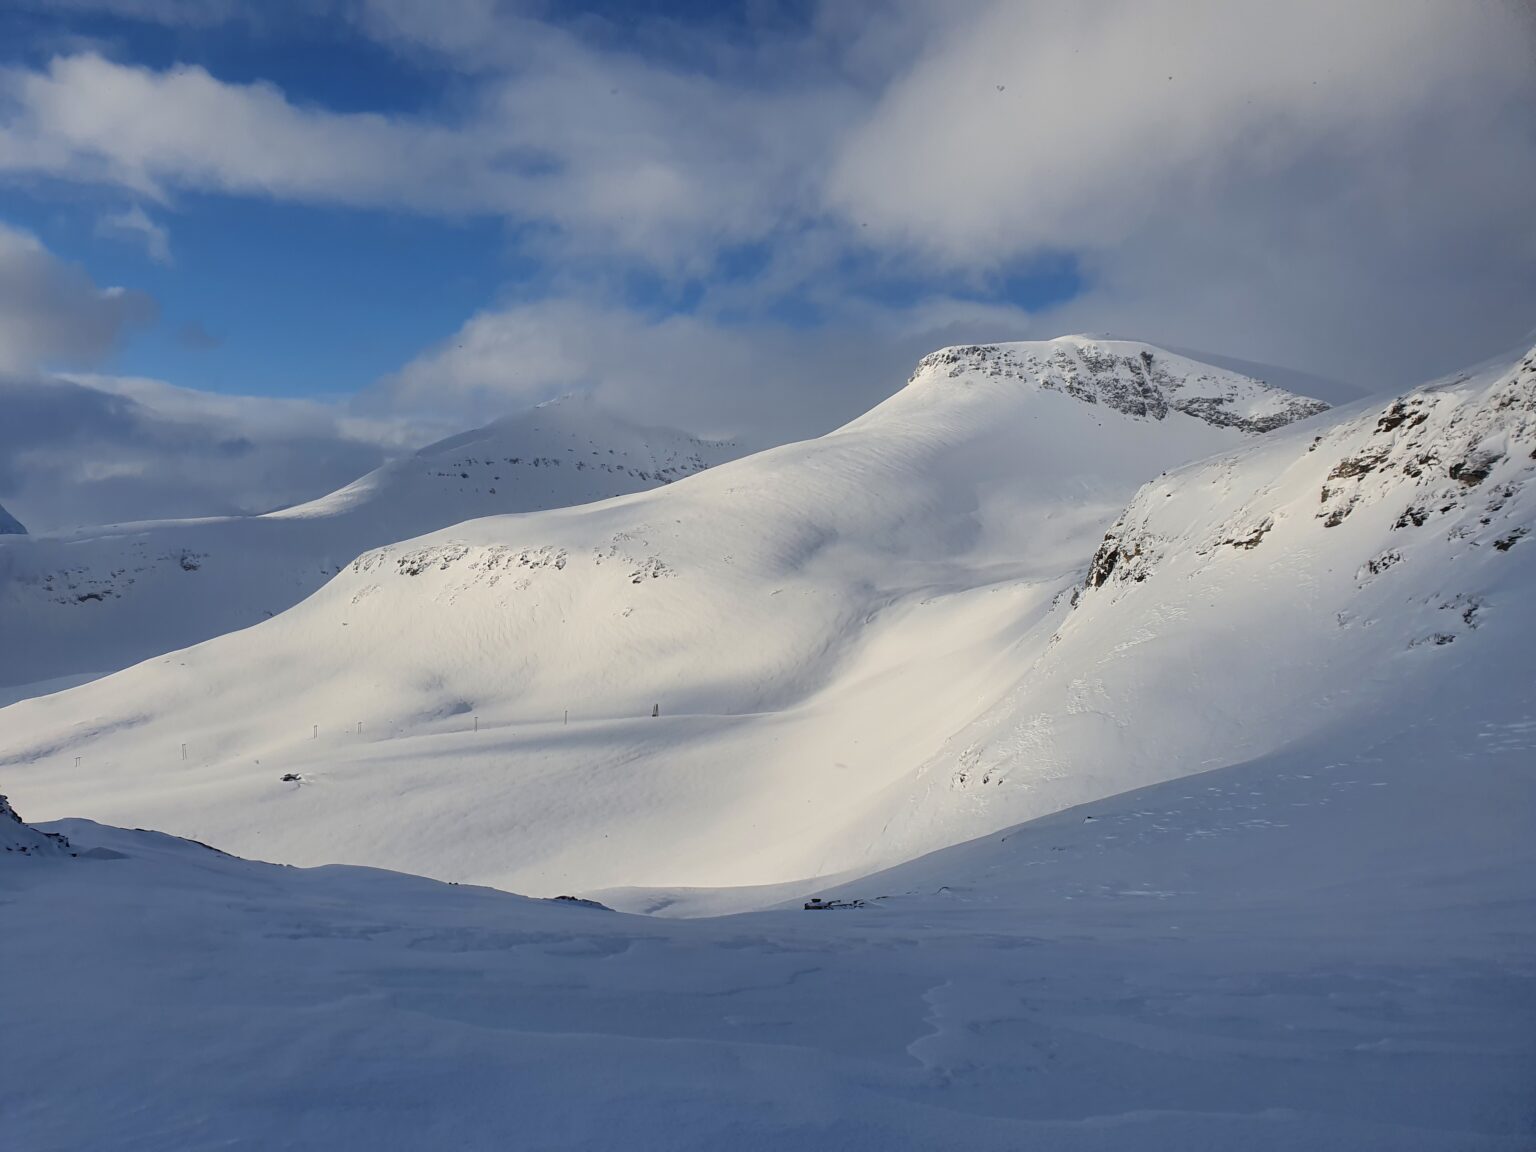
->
[1078, 345, 1536, 631]
[1, 794, 72, 856]
[0, 500, 24, 535]
[911, 340, 1331, 434]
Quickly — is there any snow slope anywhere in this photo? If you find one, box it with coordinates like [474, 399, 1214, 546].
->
[0, 499, 24, 535]
[2, 664, 1532, 1151]
[0, 396, 732, 690]
[839, 343, 1536, 869]
[0, 338, 1331, 892]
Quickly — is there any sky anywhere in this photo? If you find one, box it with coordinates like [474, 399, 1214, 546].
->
[1, 0, 1535, 529]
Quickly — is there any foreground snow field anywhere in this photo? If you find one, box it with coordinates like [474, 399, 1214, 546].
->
[4, 669, 1532, 1151]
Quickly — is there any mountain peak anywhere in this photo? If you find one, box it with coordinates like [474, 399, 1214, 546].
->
[908, 337, 1331, 434]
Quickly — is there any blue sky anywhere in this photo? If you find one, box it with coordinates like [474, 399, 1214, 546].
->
[0, 0, 1093, 400]
[0, 1, 1533, 442]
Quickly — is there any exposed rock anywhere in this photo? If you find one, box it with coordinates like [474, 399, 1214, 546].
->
[1079, 343, 1536, 599]
[1375, 400, 1429, 435]
[1223, 517, 1274, 550]
[1361, 549, 1403, 579]
[548, 895, 612, 911]
[911, 341, 1330, 435]
[1, 795, 73, 857]
[1449, 453, 1499, 487]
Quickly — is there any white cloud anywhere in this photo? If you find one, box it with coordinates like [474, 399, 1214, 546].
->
[368, 293, 1047, 446]
[827, 1, 1536, 259]
[0, 53, 509, 209]
[819, 0, 1536, 387]
[0, 371, 430, 532]
[0, 43, 854, 272]
[0, 220, 155, 372]
[0, 0, 1532, 414]
[95, 204, 171, 263]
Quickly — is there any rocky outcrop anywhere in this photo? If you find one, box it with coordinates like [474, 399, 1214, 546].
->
[1079, 345, 1536, 613]
[911, 340, 1330, 434]
[1, 795, 72, 856]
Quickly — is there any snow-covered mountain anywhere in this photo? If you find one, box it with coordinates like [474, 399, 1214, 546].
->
[0, 500, 24, 535]
[0, 396, 733, 691]
[845, 342, 1536, 867]
[0, 338, 1331, 892]
[3, 336, 1533, 1151]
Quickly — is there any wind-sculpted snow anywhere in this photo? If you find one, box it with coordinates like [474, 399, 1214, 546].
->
[0, 398, 733, 691]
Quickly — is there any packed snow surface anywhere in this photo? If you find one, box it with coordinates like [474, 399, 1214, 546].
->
[0, 396, 731, 690]
[2, 677, 1532, 1149]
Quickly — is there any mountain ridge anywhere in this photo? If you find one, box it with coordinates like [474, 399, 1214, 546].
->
[0, 338, 1338, 893]
[0, 397, 737, 692]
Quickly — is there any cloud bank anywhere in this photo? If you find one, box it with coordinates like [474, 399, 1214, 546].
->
[0, 221, 155, 373]
[0, 0, 1532, 508]
[0, 371, 426, 533]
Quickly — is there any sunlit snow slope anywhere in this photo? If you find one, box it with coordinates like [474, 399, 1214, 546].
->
[0, 396, 731, 689]
[0, 338, 1336, 892]
[846, 343, 1536, 867]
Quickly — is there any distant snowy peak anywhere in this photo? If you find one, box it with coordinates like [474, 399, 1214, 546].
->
[0, 396, 740, 689]
[906, 337, 1331, 434]
[0, 501, 25, 535]
[275, 395, 734, 521]
[412, 397, 728, 487]
[1, 795, 70, 856]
